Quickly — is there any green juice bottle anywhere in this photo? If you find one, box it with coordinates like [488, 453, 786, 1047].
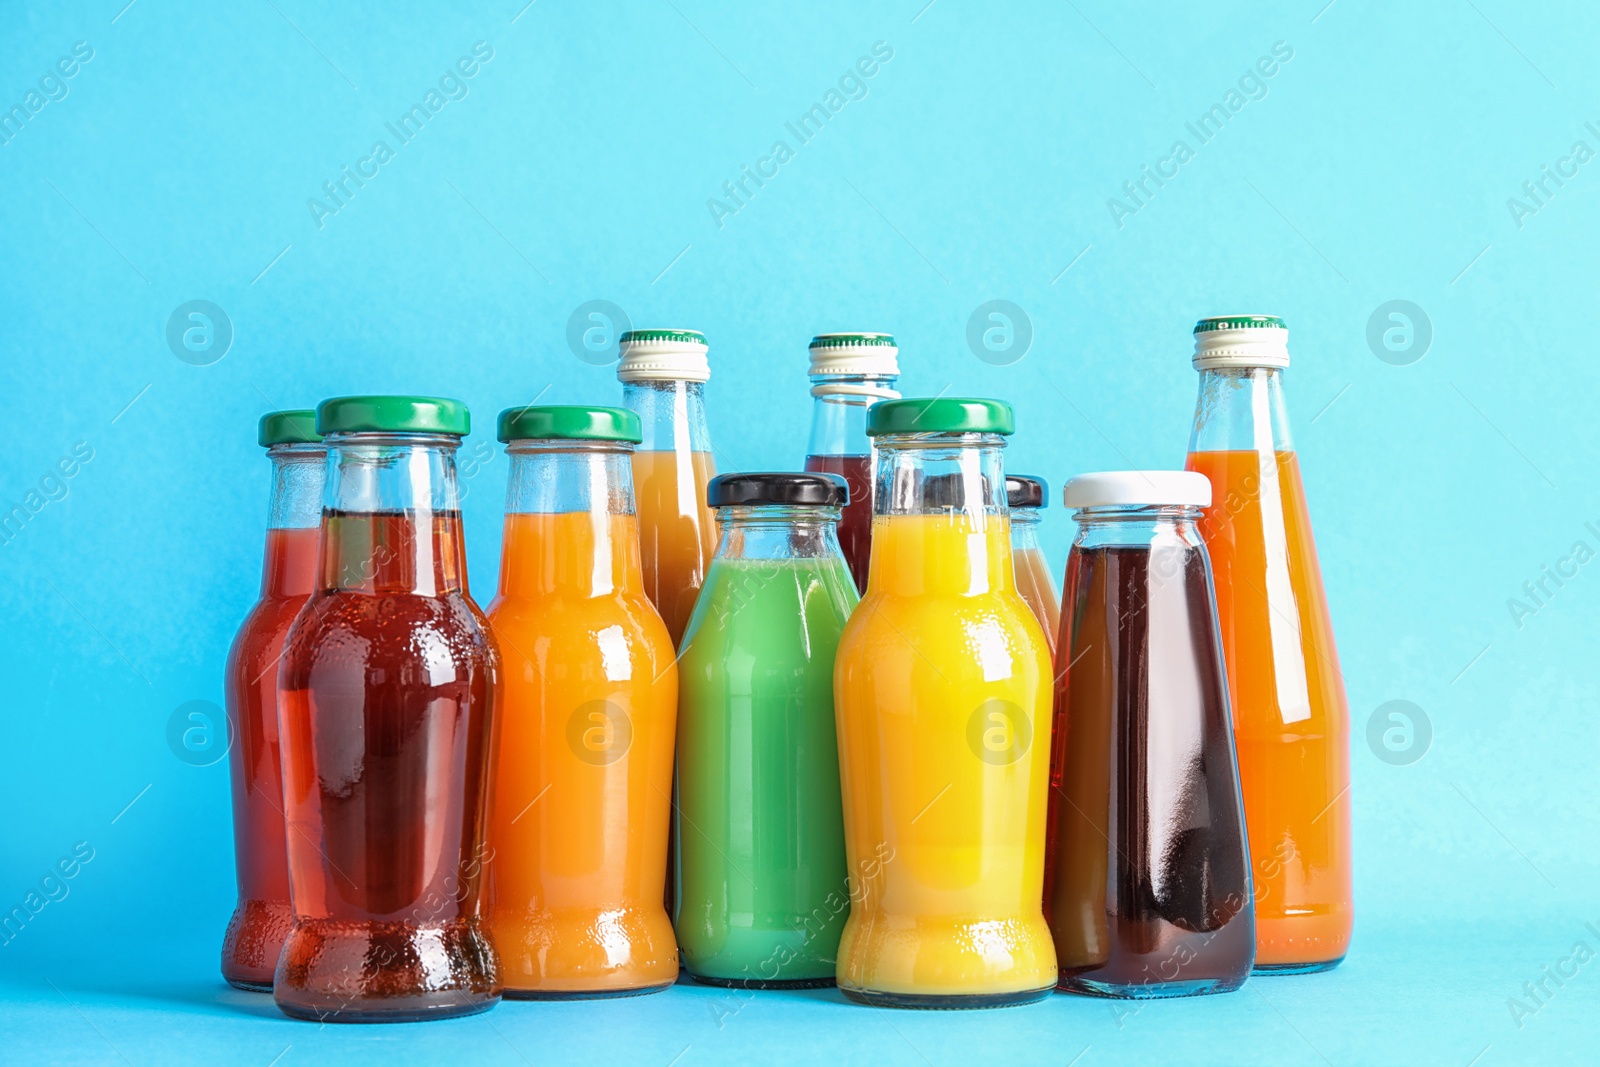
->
[675, 472, 858, 987]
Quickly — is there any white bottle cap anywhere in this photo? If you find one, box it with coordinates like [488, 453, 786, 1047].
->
[1192, 314, 1289, 370]
[617, 329, 710, 383]
[1063, 470, 1212, 509]
[808, 333, 900, 378]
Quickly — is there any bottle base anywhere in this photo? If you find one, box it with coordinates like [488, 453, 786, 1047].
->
[689, 974, 836, 991]
[274, 917, 500, 1024]
[1058, 975, 1247, 1000]
[840, 985, 1054, 1010]
[224, 977, 275, 994]
[276, 993, 501, 1024]
[221, 897, 294, 993]
[1253, 955, 1346, 976]
[503, 981, 674, 1001]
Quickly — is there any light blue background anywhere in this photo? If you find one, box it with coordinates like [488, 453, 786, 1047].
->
[2, 0, 1596, 1063]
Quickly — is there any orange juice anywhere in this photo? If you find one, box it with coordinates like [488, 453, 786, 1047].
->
[484, 408, 679, 997]
[1186, 446, 1352, 970]
[834, 396, 1056, 1007]
[630, 448, 717, 644]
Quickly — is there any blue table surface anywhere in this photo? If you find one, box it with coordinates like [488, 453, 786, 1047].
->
[3, 910, 1592, 1066]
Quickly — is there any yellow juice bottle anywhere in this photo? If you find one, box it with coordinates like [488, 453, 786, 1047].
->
[833, 397, 1057, 1009]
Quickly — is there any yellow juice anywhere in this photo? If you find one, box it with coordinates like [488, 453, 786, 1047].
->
[832, 511, 1057, 1002]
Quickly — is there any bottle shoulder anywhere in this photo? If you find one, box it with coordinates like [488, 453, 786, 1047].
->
[285, 589, 498, 668]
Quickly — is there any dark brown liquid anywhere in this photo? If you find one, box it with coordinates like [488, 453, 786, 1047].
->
[276, 510, 501, 1021]
[804, 454, 871, 591]
[1043, 543, 1253, 997]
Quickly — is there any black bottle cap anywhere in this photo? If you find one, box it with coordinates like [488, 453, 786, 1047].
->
[707, 472, 849, 508]
[1006, 475, 1047, 509]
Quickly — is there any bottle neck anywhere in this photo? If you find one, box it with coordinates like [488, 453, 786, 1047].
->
[623, 378, 711, 453]
[868, 434, 1015, 596]
[1188, 366, 1294, 454]
[1009, 507, 1044, 547]
[714, 504, 844, 561]
[806, 373, 899, 457]
[499, 441, 643, 598]
[319, 433, 467, 596]
[1070, 505, 1204, 552]
[873, 433, 1009, 515]
[263, 444, 325, 597]
[267, 444, 326, 530]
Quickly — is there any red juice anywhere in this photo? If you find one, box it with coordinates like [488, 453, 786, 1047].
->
[277, 507, 500, 1022]
[222, 526, 318, 990]
[223, 417, 323, 992]
[804, 453, 872, 590]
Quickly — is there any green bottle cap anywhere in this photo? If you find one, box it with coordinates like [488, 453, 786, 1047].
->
[497, 405, 642, 444]
[1193, 314, 1286, 333]
[618, 329, 707, 346]
[808, 333, 897, 349]
[258, 410, 322, 447]
[316, 396, 470, 436]
[867, 397, 1015, 437]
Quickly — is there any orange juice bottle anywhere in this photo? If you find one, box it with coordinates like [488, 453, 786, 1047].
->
[619, 328, 717, 916]
[483, 405, 679, 998]
[1006, 475, 1060, 658]
[618, 329, 718, 646]
[833, 397, 1057, 1008]
[1184, 315, 1353, 973]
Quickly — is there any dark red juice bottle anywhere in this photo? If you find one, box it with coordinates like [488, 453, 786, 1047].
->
[276, 396, 502, 1023]
[1044, 471, 1254, 998]
[222, 411, 324, 991]
[802, 333, 899, 591]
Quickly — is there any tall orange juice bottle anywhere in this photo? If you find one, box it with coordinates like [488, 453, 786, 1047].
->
[618, 329, 718, 646]
[1184, 315, 1353, 973]
[619, 328, 717, 916]
[833, 398, 1057, 1008]
[483, 405, 679, 998]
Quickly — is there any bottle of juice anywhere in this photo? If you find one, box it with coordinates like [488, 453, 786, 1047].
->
[1006, 475, 1059, 657]
[675, 472, 857, 988]
[484, 405, 679, 998]
[221, 410, 323, 991]
[1183, 316, 1353, 973]
[833, 397, 1057, 1008]
[802, 333, 900, 591]
[618, 329, 718, 645]
[277, 396, 501, 1022]
[1045, 471, 1254, 998]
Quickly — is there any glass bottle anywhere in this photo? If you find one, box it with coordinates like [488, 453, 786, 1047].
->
[483, 406, 679, 999]
[675, 473, 857, 988]
[620, 328, 717, 919]
[1007, 475, 1060, 658]
[221, 411, 324, 991]
[1183, 315, 1352, 973]
[833, 398, 1057, 1009]
[1044, 471, 1254, 998]
[802, 333, 900, 591]
[618, 329, 718, 646]
[276, 396, 501, 1022]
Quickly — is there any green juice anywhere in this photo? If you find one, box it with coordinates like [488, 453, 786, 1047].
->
[674, 555, 859, 985]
